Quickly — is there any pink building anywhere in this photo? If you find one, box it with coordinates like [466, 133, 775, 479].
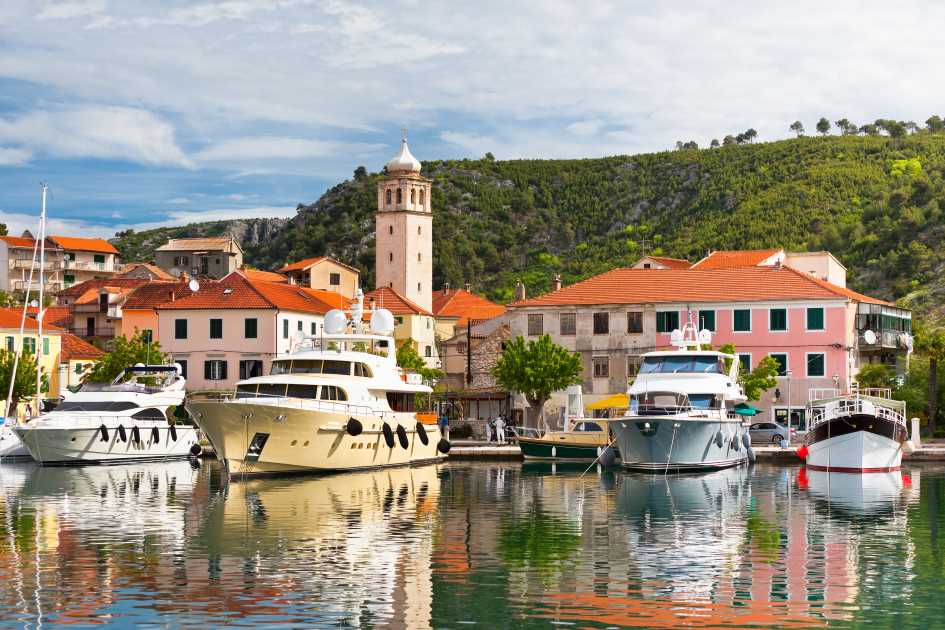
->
[509, 250, 911, 429]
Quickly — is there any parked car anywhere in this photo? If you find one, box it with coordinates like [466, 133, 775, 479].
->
[748, 421, 792, 445]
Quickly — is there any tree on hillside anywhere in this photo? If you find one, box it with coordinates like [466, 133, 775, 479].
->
[84, 331, 167, 383]
[859, 123, 879, 136]
[905, 121, 919, 134]
[915, 320, 945, 435]
[886, 120, 908, 139]
[744, 129, 758, 143]
[353, 166, 368, 180]
[493, 335, 582, 429]
[855, 363, 898, 389]
[816, 117, 831, 136]
[722, 135, 736, 146]
[710, 138, 720, 148]
[834, 118, 852, 135]
[0, 350, 47, 414]
[0, 223, 7, 237]
[926, 115, 944, 132]
[789, 121, 805, 137]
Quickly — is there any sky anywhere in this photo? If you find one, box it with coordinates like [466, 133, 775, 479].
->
[1, 0, 944, 238]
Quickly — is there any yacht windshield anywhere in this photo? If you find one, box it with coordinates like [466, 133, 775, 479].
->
[639, 355, 725, 374]
[55, 401, 139, 412]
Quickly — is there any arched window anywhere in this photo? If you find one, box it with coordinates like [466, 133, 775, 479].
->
[419, 189, 424, 206]
[389, 252, 393, 262]
[417, 282, 421, 292]
[385, 189, 392, 205]
[389, 225, 393, 235]
[417, 253, 421, 262]
[424, 345, 432, 357]
[417, 226, 421, 235]
[410, 189, 415, 204]
[396, 188, 402, 204]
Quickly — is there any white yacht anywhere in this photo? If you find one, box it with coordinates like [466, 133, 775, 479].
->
[802, 386, 910, 472]
[13, 365, 199, 464]
[610, 319, 753, 472]
[186, 293, 449, 477]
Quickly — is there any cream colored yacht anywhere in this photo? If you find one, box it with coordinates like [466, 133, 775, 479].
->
[187, 292, 449, 477]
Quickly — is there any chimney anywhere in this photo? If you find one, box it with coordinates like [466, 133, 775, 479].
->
[514, 280, 526, 302]
[443, 282, 450, 292]
[464, 282, 471, 292]
[553, 274, 561, 292]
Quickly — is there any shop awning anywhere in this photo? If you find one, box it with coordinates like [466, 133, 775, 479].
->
[586, 393, 629, 411]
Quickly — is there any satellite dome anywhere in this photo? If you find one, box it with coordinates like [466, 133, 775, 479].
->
[370, 308, 396, 335]
[324, 309, 348, 334]
[386, 137, 421, 173]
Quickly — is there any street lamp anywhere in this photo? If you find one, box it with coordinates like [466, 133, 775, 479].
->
[786, 369, 793, 437]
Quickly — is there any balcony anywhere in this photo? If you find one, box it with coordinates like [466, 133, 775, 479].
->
[13, 281, 61, 293]
[72, 325, 115, 338]
[11, 258, 63, 271]
[65, 260, 114, 273]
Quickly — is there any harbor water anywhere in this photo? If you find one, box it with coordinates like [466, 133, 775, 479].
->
[0, 460, 941, 628]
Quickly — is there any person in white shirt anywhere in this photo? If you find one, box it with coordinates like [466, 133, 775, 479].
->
[495, 415, 506, 444]
[485, 418, 493, 442]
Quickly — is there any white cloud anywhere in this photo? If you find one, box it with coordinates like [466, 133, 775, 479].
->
[0, 147, 33, 166]
[196, 136, 356, 163]
[0, 106, 190, 167]
[567, 120, 603, 137]
[166, 197, 192, 205]
[36, 0, 106, 20]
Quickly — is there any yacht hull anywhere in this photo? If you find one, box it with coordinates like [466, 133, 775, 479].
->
[0, 424, 30, 458]
[806, 414, 906, 472]
[187, 400, 446, 477]
[13, 423, 199, 464]
[611, 416, 749, 472]
[518, 437, 611, 462]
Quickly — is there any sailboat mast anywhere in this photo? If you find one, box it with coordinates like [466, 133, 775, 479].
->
[35, 184, 46, 415]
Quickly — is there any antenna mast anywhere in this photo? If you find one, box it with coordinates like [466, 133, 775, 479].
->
[35, 183, 47, 415]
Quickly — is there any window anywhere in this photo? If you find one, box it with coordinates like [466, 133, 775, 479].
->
[174, 319, 187, 339]
[258, 383, 286, 397]
[320, 385, 348, 401]
[807, 307, 825, 331]
[132, 408, 165, 421]
[560, 312, 576, 336]
[389, 252, 393, 262]
[698, 309, 716, 332]
[5, 336, 12, 352]
[418, 226, 422, 234]
[210, 319, 223, 339]
[627, 312, 643, 334]
[389, 225, 393, 235]
[353, 363, 373, 377]
[527, 314, 543, 336]
[297, 320, 303, 331]
[807, 353, 825, 377]
[200, 257, 209, 275]
[593, 356, 610, 378]
[177, 360, 187, 379]
[769, 308, 788, 331]
[173, 255, 189, 267]
[286, 384, 317, 399]
[43, 337, 49, 355]
[457, 342, 468, 355]
[410, 189, 415, 204]
[23, 337, 36, 354]
[75, 362, 84, 374]
[738, 353, 751, 373]
[215, 258, 220, 265]
[656, 311, 679, 333]
[204, 360, 227, 381]
[396, 188, 402, 204]
[418, 253, 421, 262]
[417, 282, 421, 293]
[64, 274, 75, 285]
[770, 353, 788, 376]
[245, 318, 258, 339]
[282, 319, 289, 339]
[425, 345, 432, 357]
[733, 309, 751, 332]
[640, 355, 725, 374]
[593, 312, 609, 335]
[627, 355, 641, 378]
[385, 189, 392, 205]
[239, 359, 263, 380]
[64, 252, 75, 261]
[311, 322, 316, 335]
[330, 272, 341, 286]
[419, 190, 425, 206]
[94, 254, 105, 264]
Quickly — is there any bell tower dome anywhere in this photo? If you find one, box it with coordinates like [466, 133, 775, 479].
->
[375, 130, 433, 312]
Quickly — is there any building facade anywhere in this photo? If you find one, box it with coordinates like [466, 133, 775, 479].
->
[278, 256, 359, 299]
[154, 237, 244, 279]
[51, 236, 120, 288]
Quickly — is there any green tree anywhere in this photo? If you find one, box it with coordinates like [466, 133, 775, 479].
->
[744, 128, 758, 143]
[718, 343, 779, 400]
[396, 339, 443, 382]
[856, 363, 898, 389]
[84, 331, 166, 383]
[353, 165, 368, 180]
[915, 320, 945, 435]
[710, 138, 720, 148]
[926, 115, 944, 132]
[492, 335, 582, 428]
[0, 349, 47, 412]
[789, 120, 805, 137]
[816, 117, 831, 135]
[834, 118, 852, 134]
[722, 134, 736, 145]
[484, 152, 496, 161]
[0, 223, 7, 236]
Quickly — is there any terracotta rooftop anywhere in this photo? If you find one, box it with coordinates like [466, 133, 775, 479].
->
[432, 288, 506, 326]
[0, 235, 44, 249]
[0, 308, 65, 332]
[58, 278, 150, 300]
[60, 333, 104, 361]
[364, 287, 433, 316]
[27, 305, 73, 328]
[123, 281, 189, 309]
[49, 236, 119, 254]
[118, 262, 175, 280]
[156, 274, 339, 314]
[690, 248, 783, 270]
[155, 237, 242, 253]
[278, 256, 359, 274]
[644, 256, 692, 269]
[511, 266, 893, 308]
[239, 268, 287, 283]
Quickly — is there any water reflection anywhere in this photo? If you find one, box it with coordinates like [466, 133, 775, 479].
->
[0, 460, 937, 627]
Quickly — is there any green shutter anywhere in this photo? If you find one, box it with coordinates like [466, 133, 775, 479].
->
[770, 308, 787, 331]
[733, 309, 751, 332]
[807, 307, 824, 330]
[43, 337, 49, 355]
[807, 353, 825, 377]
[698, 310, 715, 332]
[771, 353, 788, 376]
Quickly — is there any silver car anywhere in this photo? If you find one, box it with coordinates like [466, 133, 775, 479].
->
[748, 421, 791, 445]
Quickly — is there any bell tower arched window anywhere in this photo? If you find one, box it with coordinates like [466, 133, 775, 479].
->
[410, 189, 415, 204]
[419, 189, 424, 207]
[385, 189, 392, 205]
[396, 188, 402, 204]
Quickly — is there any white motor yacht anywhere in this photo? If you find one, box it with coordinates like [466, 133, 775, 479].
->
[13, 365, 200, 464]
[610, 319, 753, 472]
[186, 292, 449, 477]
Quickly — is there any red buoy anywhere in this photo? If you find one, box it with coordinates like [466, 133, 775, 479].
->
[796, 445, 809, 460]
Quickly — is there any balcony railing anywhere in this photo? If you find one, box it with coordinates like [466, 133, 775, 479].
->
[64, 260, 114, 272]
[71, 326, 115, 338]
[13, 281, 61, 293]
[11, 259, 63, 270]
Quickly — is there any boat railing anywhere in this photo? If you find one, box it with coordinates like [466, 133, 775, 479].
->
[513, 426, 543, 438]
[195, 391, 385, 419]
[626, 404, 740, 421]
[807, 396, 906, 430]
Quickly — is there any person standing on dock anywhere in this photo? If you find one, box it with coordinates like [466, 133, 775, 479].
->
[485, 417, 493, 442]
[495, 415, 506, 444]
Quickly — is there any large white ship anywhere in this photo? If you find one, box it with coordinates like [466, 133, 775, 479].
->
[186, 292, 449, 477]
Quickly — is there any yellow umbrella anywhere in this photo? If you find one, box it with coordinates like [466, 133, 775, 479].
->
[586, 392, 629, 411]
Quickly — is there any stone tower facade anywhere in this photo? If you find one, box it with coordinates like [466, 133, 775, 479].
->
[375, 134, 433, 312]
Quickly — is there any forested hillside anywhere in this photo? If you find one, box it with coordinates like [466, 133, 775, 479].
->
[111, 134, 945, 313]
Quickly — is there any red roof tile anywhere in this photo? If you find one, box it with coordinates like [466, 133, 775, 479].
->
[49, 236, 119, 254]
[122, 281, 190, 309]
[432, 288, 506, 325]
[156, 275, 338, 314]
[0, 235, 38, 249]
[644, 256, 692, 269]
[240, 268, 287, 283]
[33, 306, 73, 328]
[60, 333, 104, 361]
[511, 266, 894, 307]
[277, 256, 359, 274]
[690, 248, 782, 270]
[58, 278, 150, 300]
[117, 263, 175, 280]
[0, 308, 65, 332]
[364, 287, 433, 316]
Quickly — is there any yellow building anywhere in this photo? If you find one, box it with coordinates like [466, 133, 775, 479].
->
[365, 287, 440, 368]
[0, 307, 64, 404]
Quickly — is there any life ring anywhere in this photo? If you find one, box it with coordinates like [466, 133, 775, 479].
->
[396, 425, 409, 449]
[416, 422, 429, 445]
[117, 425, 127, 442]
[99, 424, 109, 442]
[169, 424, 178, 441]
[346, 418, 363, 436]
[437, 438, 451, 454]
[382, 423, 395, 448]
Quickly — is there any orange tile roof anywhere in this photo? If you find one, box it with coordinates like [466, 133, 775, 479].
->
[155, 237, 241, 253]
[277, 256, 360, 274]
[58, 278, 150, 299]
[156, 274, 338, 314]
[0, 235, 38, 249]
[40, 306, 73, 328]
[364, 287, 433, 316]
[644, 256, 692, 269]
[0, 308, 65, 332]
[118, 262, 175, 280]
[690, 248, 782, 270]
[60, 333, 104, 361]
[123, 281, 189, 309]
[432, 288, 506, 325]
[49, 235, 119, 254]
[240, 268, 287, 283]
[250, 279, 338, 314]
[511, 266, 894, 307]
[301, 288, 349, 309]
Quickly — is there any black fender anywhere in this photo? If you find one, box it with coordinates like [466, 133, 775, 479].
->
[396, 424, 409, 449]
[437, 438, 451, 454]
[117, 425, 127, 442]
[151, 426, 160, 443]
[415, 422, 429, 445]
[189, 443, 203, 457]
[131, 426, 141, 445]
[382, 423, 395, 448]
[346, 418, 363, 436]
[169, 424, 178, 441]
[99, 424, 109, 442]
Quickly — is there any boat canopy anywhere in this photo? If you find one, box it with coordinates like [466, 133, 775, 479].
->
[586, 392, 629, 411]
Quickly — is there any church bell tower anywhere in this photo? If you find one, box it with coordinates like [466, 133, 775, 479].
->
[375, 131, 433, 312]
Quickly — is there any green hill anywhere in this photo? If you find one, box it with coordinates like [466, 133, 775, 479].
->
[112, 134, 945, 314]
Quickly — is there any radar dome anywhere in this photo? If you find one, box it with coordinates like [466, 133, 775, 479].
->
[370, 308, 395, 335]
[324, 309, 348, 334]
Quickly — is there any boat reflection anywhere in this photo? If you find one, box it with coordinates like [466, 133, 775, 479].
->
[801, 467, 918, 513]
